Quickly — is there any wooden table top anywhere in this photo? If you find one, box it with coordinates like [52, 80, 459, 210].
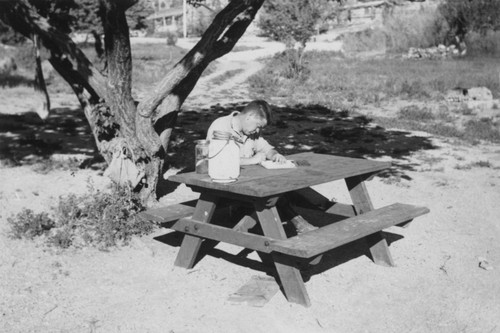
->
[168, 152, 391, 198]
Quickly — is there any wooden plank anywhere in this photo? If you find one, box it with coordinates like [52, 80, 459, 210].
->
[233, 213, 258, 233]
[271, 203, 429, 258]
[288, 187, 356, 217]
[174, 193, 219, 269]
[168, 153, 391, 198]
[346, 175, 394, 266]
[255, 200, 311, 307]
[171, 217, 274, 253]
[139, 200, 197, 225]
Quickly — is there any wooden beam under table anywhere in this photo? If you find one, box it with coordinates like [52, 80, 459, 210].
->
[171, 217, 274, 253]
[254, 198, 311, 307]
[345, 174, 394, 267]
[174, 193, 219, 269]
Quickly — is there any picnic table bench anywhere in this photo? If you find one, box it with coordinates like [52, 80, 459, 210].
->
[142, 152, 429, 307]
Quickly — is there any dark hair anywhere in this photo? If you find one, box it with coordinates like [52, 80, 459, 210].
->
[242, 100, 273, 125]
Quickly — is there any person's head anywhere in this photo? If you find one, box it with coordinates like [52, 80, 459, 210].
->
[238, 100, 273, 136]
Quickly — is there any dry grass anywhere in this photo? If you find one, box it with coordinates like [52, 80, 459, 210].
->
[249, 51, 500, 106]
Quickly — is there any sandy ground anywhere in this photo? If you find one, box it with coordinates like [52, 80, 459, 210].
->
[1, 37, 500, 333]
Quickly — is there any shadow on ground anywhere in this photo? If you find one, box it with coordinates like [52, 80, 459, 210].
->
[0, 107, 98, 167]
[0, 102, 436, 179]
[167, 102, 436, 181]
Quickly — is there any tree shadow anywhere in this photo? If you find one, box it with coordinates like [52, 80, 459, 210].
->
[166, 102, 436, 181]
[0, 107, 100, 166]
[0, 74, 34, 88]
[1, 101, 436, 178]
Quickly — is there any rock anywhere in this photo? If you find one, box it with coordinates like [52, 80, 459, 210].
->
[445, 87, 493, 104]
[405, 44, 466, 60]
[445, 88, 469, 103]
[468, 87, 493, 101]
[478, 256, 493, 271]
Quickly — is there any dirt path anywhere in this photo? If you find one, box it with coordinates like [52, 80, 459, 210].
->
[1, 38, 500, 333]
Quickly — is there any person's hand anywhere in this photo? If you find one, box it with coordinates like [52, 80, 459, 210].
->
[272, 153, 286, 164]
[253, 153, 267, 164]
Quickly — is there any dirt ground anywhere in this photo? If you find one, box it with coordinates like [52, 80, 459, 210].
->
[1, 37, 500, 333]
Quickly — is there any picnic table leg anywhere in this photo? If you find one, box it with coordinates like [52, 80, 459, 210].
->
[255, 199, 311, 307]
[174, 193, 219, 269]
[345, 175, 395, 267]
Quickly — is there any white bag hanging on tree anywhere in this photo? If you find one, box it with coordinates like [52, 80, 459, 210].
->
[104, 146, 145, 188]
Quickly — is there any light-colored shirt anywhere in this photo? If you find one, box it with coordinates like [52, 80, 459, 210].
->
[206, 111, 274, 158]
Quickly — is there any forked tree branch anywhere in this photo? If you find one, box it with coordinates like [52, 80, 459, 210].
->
[137, 0, 265, 120]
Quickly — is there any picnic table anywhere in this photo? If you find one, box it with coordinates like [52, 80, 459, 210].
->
[143, 152, 429, 307]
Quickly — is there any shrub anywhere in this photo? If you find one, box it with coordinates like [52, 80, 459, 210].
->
[165, 31, 178, 46]
[7, 182, 154, 250]
[439, 0, 500, 41]
[52, 182, 153, 249]
[465, 30, 500, 56]
[8, 209, 55, 239]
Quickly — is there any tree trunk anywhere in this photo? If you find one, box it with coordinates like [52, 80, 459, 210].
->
[0, 0, 265, 205]
[33, 33, 50, 120]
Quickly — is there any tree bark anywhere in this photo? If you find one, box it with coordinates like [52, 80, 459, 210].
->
[33, 34, 50, 120]
[0, 0, 265, 205]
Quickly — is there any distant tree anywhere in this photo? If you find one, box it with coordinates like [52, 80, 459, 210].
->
[0, 0, 264, 205]
[439, 0, 500, 40]
[258, 0, 336, 78]
[69, 0, 153, 33]
[125, 0, 154, 30]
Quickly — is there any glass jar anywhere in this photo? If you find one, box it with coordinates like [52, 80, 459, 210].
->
[208, 131, 240, 182]
[195, 139, 209, 174]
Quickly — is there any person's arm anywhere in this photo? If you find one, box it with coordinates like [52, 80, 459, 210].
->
[266, 149, 286, 163]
